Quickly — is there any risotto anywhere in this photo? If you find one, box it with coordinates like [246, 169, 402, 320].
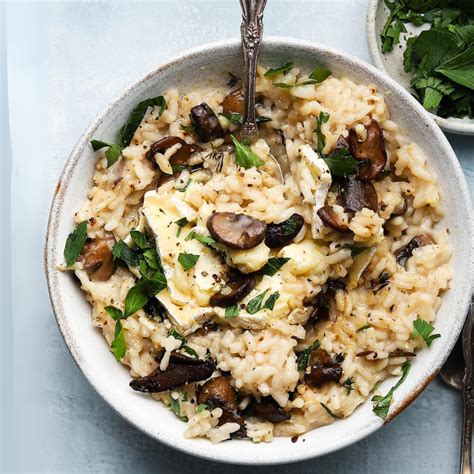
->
[62, 62, 451, 443]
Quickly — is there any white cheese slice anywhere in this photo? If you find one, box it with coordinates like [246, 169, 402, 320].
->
[142, 189, 226, 334]
[226, 241, 271, 274]
[299, 144, 332, 239]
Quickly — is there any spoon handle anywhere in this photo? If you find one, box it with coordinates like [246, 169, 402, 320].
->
[239, 0, 267, 143]
[461, 304, 473, 474]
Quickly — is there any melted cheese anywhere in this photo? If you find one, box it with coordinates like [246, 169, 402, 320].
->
[142, 190, 226, 334]
[299, 144, 332, 239]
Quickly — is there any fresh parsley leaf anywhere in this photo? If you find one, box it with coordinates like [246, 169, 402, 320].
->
[273, 82, 293, 89]
[263, 291, 280, 311]
[90, 139, 110, 151]
[372, 361, 411, 419]
[178, 252, 200, 271]
[169, 329, 186, 344]
[346, 245, 369, 257]
[246, 290, 268, 314]
[297, 340, 320, 371]
[320, 402, 341, 419]
[130, 230, 152, 250]
[175, 217, 190, 237]
[281, 214, 304, 237]
[170, 393, 188, 422]
[231, 134, 264, 169]
[181, 345, 199, 359]
[264, 61, 294, 77]
[220, 112, 243, 124]
[105, 144, 122, 168]
[64, 221, 88, 267]
[180, 123, 194, 132]
[119, 95, 167, 147]
[225, 304, 240, 319]
[184, 231, 215, 246]
[141, 249, 162, 271]
[105, 306, 124, 321]
[322, 147, 359, 177]
[343, 377, 354, 395]
[308, 66, 331, 83]
[412, 317, 441, 348]
[436, 47, 474, 90]
[196, 402, 213, 413]
[111, 319, 126, 361]
[315, 111, 330, 155]
[112, 240, 139, 267]
[261, 257, 291, 276]
[124, 280, 150, 317]
[356, 325, 372, 333]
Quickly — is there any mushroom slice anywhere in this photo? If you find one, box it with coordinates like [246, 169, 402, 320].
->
[247, 397, 291, 423]
[305, 278, 346, 322]
[207, 212, 267, 250]
[198, 376, 245, 431]
[78, 232, 117, 281]
[129, 350, 215, 393]
[304, 348, 343, 387]
[210, 272, 257, 308]
[317, 206, 350, 233]
[340, 179, 378, 213]
[190, 103, 224, 142]
[265, 213, 305, 248]
[390, 197, 407, 217]
[395, 235, 432, 267]
[334, 134, 350, 151]
[221, 89, 244, 115]
[347, 120, 387, 181]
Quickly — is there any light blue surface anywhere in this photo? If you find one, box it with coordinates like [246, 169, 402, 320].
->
[1, 1, 472, 473]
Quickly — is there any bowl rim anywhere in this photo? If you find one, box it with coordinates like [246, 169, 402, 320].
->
[366, 0, 474, 136]
[45, 36, 474, 465]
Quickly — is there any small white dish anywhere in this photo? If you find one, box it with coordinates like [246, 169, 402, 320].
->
[367, 0, 474, 135]
[45, 37, 473, 464]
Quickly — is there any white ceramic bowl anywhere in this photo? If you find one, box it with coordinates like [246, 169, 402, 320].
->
[45, 37, 474, 465]
[367, 0, 474, 135]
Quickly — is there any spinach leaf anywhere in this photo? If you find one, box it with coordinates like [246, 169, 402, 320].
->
[436, 46, 474, 90]
[64, 221, 88, 267]
[119, 96, 167, 147]
[231, 134, 264, 169]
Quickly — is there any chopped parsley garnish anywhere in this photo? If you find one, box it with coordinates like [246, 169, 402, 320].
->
[130, 230, 152, 250]
[178, 252, 200, 271]
[308, 66, 332, 83]
[169, 330, 198, 359]
[175, 217, 190, 237]
[124, 280, 152, 317]
[245, 290, 280, 314]
[219, 112, 272, 125]
[372, 361, 411, 419]
[315, 111, 330, 155]
[231, 134, 264, 169]
[225, 304, 240, 319]
[180, 123, 194, 132]
[264, 61, 294, 77]
[381, 1, 474, 119]
[112, 240, 139, 267]
[322, 147, 359, 178]
[372, 272, 391, 294]
[412, 317, 441, 348]
[119, 95, 167, 146]
[273, 82, 293, 89]
[356, 325, 372, 333]
[184, 231, 216, 246]
[320, 402, 341, 419]
[297, 340, 320, 371]
[90, 140, 123, 168]
[261, 257, 291, 276]
[64, 221, 88, 267]
[170, 392, 188, 422]
[196, 402, 214, 413]
[343, 377, 354, 395]
[105, 306, 128, 361]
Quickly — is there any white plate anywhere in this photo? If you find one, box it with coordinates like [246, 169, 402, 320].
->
[45, 37, 474, 465]
[367, 0, 474, 135]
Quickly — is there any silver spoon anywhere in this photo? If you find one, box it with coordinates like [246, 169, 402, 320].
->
[440, 302, 473, 474]
[238, 0, 285, 180]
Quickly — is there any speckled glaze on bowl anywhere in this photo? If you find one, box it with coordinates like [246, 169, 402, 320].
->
[367, 0, 474, 135]
[45, 37, 474, 465]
